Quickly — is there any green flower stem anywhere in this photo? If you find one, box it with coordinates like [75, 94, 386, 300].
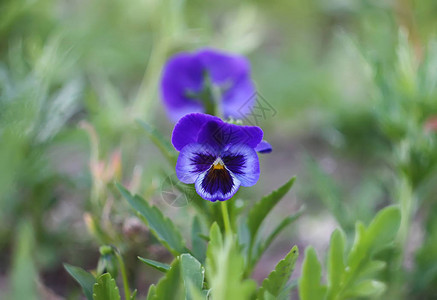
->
[221, 201, 232, 237]
[115, 251, 131, 300]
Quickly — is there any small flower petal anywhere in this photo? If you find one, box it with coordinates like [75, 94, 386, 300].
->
[171, 113, 221, 151]
[160, 53, 205, 122]
[254, 140, 272, 153]
[160, 48, 256, 122]
[197, 119, 263, 149]
[176, 143, 218, 184]
[222, 144, 260, 186]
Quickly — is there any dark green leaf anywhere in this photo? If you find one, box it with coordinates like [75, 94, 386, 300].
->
[137, 120, 177, 165]
[180, 254, 205, 300]
[254, 207, 303, 263]
[64, 263, 96, 300]
[153, 258, 183, 300]
[138, 257, 170, 272]
[247, 177, 296, 241]
[93, 273, 121, 300]
[117, 183, 187, 256]
[258, 245, 299, 299]
[191, 216, 207, 263]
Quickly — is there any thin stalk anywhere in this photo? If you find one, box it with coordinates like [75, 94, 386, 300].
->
[115, 251, 131, 300]
[221, 201, 232, 237]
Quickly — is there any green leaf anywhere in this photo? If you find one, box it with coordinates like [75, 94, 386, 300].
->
[117, 183, 187, 256]
[298, 247, 327, 300]
[356, 260, 386, 280]
[343, 280, 386, 298]
[258, 245, 299, 299]
[191, 216, 207, 263]
[130, 289, 138, 300]
[365, 206, 401, 254]
[64, 263, 96, 300]
[247, 177, 296, 241]
[138, 257, 170, 272]
[180, 254, 205, 300]
[206, 223, 257, 300]
[254, 207, 304, 263]
[346, 222, 368, 274]
[137, 120, 178, 165]
[326, 229, 346, 299]
[92, 273, 121, 300]
[153, 258, 183, 300]
[10, 222, 38, 300]
[146, 284, 156, 300]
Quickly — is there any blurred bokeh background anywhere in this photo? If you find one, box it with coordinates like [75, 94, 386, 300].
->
[1, 0, 437, 298]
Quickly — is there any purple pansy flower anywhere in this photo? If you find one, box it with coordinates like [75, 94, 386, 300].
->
[172, 113, 267, 202]
[161, 48, 256, 122]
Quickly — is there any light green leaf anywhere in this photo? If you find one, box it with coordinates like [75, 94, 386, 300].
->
[206, 223, 257, 300]
[92, 273, 121, 300]
[356, 260, 386, 280]
[138, 257, 170, 272]
[117, 183, 187, 256]
[298, 247, 327, 300]
[180, 254, 205, 300]
[64, 263, 96, 300]
[153, 258, 183, 300]
[130, 289, 137, 300]
[365, 206, 401, 254]
[258, 245, 299, 299]
[247, 177, 296, 241]
[326, 229, 346, 299]
[10, 222, 38, 300]
[346, 222, 368, 274]
[343, 280, 386, 298]
[137, 120, 178, 165]
[146, 284, 156, 300]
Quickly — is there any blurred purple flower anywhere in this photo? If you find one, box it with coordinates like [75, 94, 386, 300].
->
[160, 48, 256, 122]
[172, 113, 268, 202]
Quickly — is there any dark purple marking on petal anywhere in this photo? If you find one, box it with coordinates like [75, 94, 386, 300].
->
[176, 143, 218, 184]
[222, 144, 260, 187]
[190, 152, 216, 173]
[201, 166, 234, 197]
[222, 154, 246, 174]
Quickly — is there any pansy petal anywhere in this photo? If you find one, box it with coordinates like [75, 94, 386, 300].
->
[172, 113, 222, 151]
[176, 143, 218, 184]
[195, 167, 241, 202]
[197, 49, 252, 85]
[254, 140, 272, 154]
[197, 49, 256, 120]
[222, 78, 256, 120]
[222, 144, 260, 186]
[197, 120, 263, 149]
[160, 53, 205, 122]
